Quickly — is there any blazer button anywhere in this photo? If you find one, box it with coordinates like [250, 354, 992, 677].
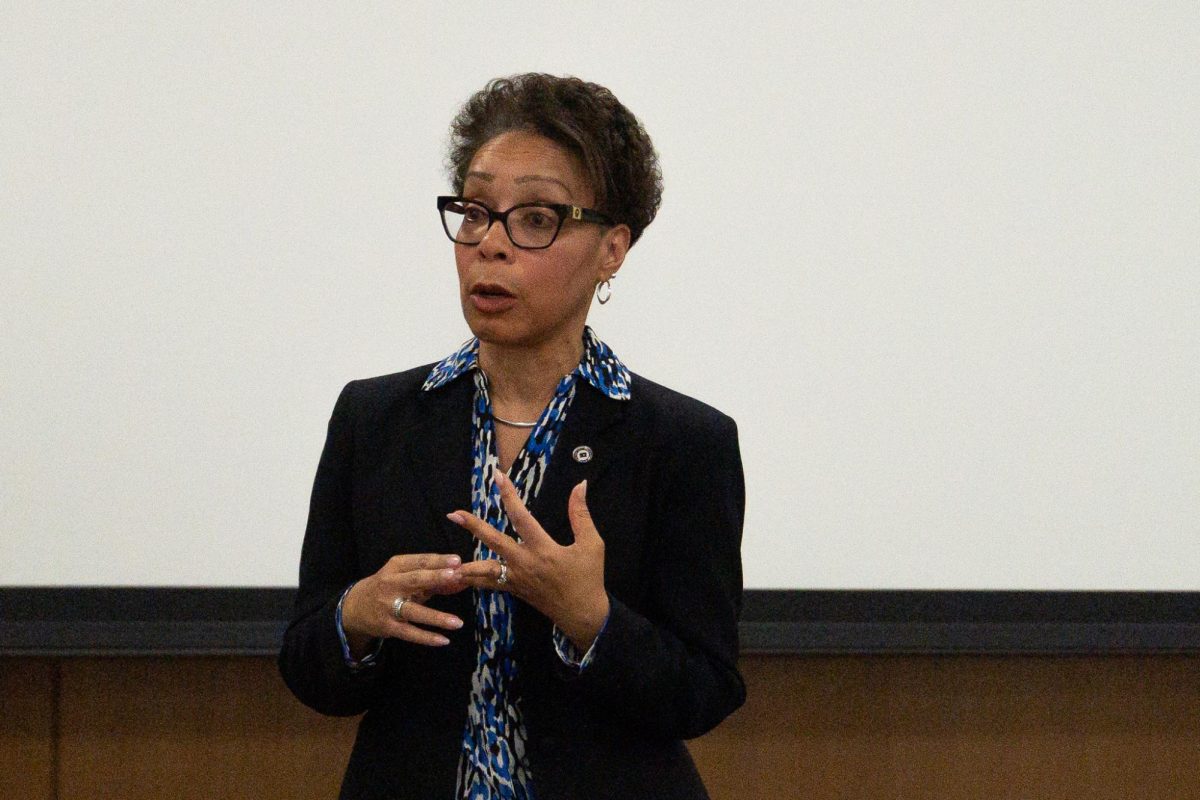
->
[572, 445, 593, 463]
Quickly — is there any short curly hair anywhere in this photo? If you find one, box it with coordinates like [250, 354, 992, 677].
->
[446, 73, 663, 246]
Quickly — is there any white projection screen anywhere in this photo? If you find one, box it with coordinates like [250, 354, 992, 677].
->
[3, 2, 1198, 597]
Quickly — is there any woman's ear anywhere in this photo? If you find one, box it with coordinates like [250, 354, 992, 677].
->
[598, 223, 631, 283]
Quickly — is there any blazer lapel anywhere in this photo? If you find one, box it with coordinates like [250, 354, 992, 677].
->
[396, 375, 633, 556]
[513, 383, 634, 660]
[401, 377, 476, 561]
[530, 383, 631, 545]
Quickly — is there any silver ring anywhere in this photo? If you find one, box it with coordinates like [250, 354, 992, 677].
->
[391, 596, 408, 621]
[496, 561, 508, 586]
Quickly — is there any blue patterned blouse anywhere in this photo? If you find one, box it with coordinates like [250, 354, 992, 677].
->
[422, 325, 631, 800]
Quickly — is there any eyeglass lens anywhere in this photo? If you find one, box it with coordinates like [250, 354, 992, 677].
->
[442, 200, 562, 248]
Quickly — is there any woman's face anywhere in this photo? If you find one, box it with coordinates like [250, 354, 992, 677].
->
[454, 130, 629, 350]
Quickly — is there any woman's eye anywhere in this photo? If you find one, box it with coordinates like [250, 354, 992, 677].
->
[525, 211, 555, 228]
[462, 207, 488, 224]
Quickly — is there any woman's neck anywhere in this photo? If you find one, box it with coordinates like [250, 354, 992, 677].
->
[477, 331, 584, 415]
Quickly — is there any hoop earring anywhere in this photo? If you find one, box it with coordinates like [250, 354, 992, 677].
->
[596, 279, 613, 305]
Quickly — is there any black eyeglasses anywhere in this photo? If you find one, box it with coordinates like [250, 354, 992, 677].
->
[437, 195, 614, 250]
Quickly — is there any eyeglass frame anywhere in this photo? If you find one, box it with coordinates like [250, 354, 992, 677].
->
[436, 195, 615, 250]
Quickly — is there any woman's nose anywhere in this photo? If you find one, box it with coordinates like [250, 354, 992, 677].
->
[477, 217, 514, 260]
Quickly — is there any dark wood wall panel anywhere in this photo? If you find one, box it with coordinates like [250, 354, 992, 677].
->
[2, 654, 1198, 799]
[0, 658, 55, 800]
[689, 655, 1200, 799]
[56, 657, 355, 800]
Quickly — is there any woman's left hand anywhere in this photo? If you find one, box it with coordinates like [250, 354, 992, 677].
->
[447, 473, 609, 651]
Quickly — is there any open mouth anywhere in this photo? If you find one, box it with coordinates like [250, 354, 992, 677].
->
[468, 282, 518, 313]
[471, 282, 515, 299]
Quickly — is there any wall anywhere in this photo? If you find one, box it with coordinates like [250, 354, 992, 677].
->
[3, 655, 1197, 799]
[6, 3, 1198, 593]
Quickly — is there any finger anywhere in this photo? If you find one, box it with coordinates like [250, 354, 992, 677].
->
[380, 566, 458, 590]
[386, 620, 452, 647]
[456, 575, 511, 592]
[429, 570, 471, 595]
[446, 511, 520, 560]
[567, 480, 601, 543]
[456, 559, 507, 580]
[403, 566, 472, 597]
[495, 472, 553, 546]
[384, 567, 463, 597]
[455, 561, 512, 592]
[390, 598, 463, 632]
[456, 557, 511, 588]
[384, 553, 462, 574]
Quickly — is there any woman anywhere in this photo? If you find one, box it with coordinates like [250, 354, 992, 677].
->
[279, 73, 745, 800]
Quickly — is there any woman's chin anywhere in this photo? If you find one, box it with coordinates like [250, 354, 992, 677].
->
[463, 315, 526, 346]
[462, 303, 589, 352]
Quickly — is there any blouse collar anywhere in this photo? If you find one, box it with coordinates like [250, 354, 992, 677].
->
[422, 325, 631, 401]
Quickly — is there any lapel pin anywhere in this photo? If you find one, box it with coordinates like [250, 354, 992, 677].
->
[572, 445, 593, 463]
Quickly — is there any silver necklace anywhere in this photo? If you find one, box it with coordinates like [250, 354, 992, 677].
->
[491, 413, 538, 429]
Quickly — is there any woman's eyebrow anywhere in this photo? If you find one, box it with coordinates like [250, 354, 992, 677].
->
[462, 171, 572, 198]
[515, 175, 571, 194]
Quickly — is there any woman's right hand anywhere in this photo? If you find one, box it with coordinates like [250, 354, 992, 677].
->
[341, 554, 467, 654]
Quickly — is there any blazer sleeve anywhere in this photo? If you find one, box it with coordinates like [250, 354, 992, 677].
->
[278, 381, 384, 716]
[564, 411, 747, 740]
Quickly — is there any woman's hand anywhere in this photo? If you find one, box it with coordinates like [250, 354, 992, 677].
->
[448, 473, 609, 651]
[341, 553, 467, 655]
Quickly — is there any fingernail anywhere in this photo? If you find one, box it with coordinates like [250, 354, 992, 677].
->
[435, 636, 450, 646]
[446, 512, 464, 524]
[447, 555, 462, 567]
[581, 479, 588, 498]
[447, 617, 463, 629]
[443, 568, 458, 578]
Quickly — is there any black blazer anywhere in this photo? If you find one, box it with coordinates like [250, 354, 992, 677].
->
[279, 362, 746, 800]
